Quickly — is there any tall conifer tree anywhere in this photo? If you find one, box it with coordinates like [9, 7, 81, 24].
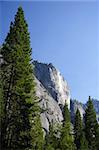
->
[74, 109, 82, 150]
[44, 121, 55, 150]
[31, 114, 44, 150]
[1, 7, 43, 150]
[74, 109, 88, 150]
[62, 103, 70, 125]
[96, 124, 99, 150]
[60, 103, 76, 150]
[0, 56, 4, 149]
[85, 96, 98, 150]
[44, 121, 61, 150]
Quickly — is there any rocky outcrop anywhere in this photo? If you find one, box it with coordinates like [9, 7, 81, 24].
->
[92, 99, 99, 117]
[33, 61, 99, 131]
[35, 77, 63, 132]
[70, 99, 99, 123]
[70, 100, 85, 123]
[33, 61, 70, 109]
[33, 61, 70, 131]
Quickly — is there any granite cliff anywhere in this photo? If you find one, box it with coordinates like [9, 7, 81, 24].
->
[33, 61, 99, 132]
[33, 61, 70, 132]
[70, 99, 99, 123]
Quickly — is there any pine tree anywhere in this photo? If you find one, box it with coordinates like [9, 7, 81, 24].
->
[85, 96, 98, 150]
[74, 109, 82, 150]
[30, 109, 44, 150]
[96, 124, 99, 150]
[79, 132, 88, 150]
[1, 7, 43, 150]
[74, 109, 88, 150]
[0, 57, 4, 150]
[0, 51, 3, 122]
[44, 121, 56, 150]
[60, 122, 76, 150]
[60, 103, 76, 150]
[62, 102, 70, 125]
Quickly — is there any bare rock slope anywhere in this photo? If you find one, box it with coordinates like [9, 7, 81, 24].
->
[33, 61, 70, 131]
[33, 61, 99, 131]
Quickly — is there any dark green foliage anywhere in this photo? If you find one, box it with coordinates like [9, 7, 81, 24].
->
[44, 121, 56, 150]
[79, 132, 88, 150]
[0, 63, 4, 150]
[1, 7, 43, 150]
[85, 96, 98, 150]
[44, 121, 62, 150]
[0, 64, 4, 121]
[62, 102, 70, 125]
[96, 124, 99, 150]
[30, 114, 44, 150]
[60, 122, 76, 150]
[60, 103, 76, 150]
[74, 109, 82, 150]
[74, 109, 88, 150]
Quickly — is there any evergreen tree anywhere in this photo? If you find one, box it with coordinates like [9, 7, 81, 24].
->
[1, 7, 43, 150]
[62, 102, 70, 125]
[44, 121, 56, 150]
[0, 52, 3, 122]
[96, 124, 99, 150]
[0, 56, 4, 150]
[79, 132, 88, 150]
[31, 116, 44, 150]
[44, 121, 62, 150]
[60, 103, 76, 150]
[85, 96, 98, 150]
[74, 109, 82, 150]
[74, 109, 88, 150]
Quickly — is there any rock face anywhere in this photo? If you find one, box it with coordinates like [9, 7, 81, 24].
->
[70, 99, 99, 123]
[33, 61, 70, 109]
[33, 61, 70, 131]
[92, 99, 99, 117]
[33, 61, 99, 131]
[70, 100, 85, 123]
[35, 77, 63, 132]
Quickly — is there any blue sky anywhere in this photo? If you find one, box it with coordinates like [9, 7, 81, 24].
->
[0, 1, 99, 103]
